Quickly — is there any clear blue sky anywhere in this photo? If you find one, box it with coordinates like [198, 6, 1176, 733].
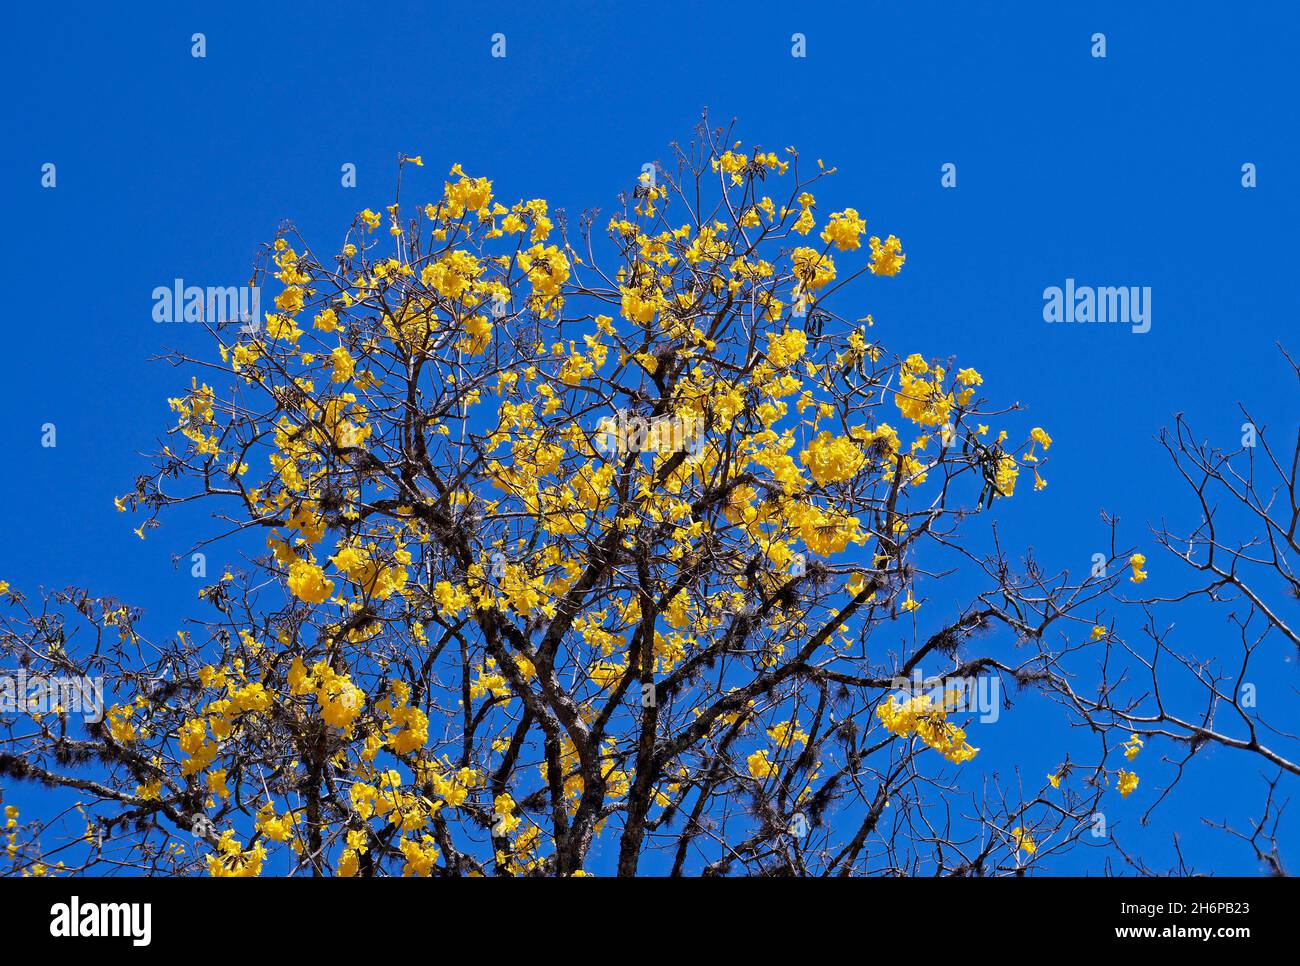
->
[3, 1, 1296, 874]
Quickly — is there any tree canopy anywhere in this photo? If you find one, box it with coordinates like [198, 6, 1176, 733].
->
[2, 122, 1294, 877]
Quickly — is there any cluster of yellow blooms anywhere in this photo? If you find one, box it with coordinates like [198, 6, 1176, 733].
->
[875, 691, 979, 764]
[4, 806, 19, 861]
[746, 749, 778, 780]
[802, 431, 868, 485]
[206, 829, 267, 878]
[1117, 734, 1142, 797]
[1011, 825, 1037, 855]
[178, 668, 272, 775]
[378, 680, 429, 754]
[746, 720, 812, 781]
[1117, 770, 1140, 798]
[288, 656, 366, 735]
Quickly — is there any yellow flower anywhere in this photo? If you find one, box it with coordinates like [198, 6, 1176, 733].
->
[876, 693, 978, 764]
[868, 235, 905, 276]
[800, 431, 865, 485]
[1128, 553, 1148, 584]
[206, 830, 267, 877]
[994, 455, 1019, 497]
[819, 208, 866, 251]
[397, 837, 444, 878]
[791, 247, 837, 291]
[330, 346, 356, 383]
[895, 361, 955, 428]
[1011, 826, 1037, 855]
[207, 769, 231, 799]
[287, 560, 334, 604]
[747, 750, 777, 780]
[766, 328, 808, 368]
[767, 720, 809, 749]
[589, 661, 626, 690]
[338, 849, 360, 877]
[433, 580, 471, 618]
[256, 802, 294, 843]
[1117, 769, 1139, 798]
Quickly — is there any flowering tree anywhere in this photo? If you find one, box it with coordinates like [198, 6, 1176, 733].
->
[1, 121, 1288, 877]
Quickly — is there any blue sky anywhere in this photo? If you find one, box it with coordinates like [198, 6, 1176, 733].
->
[3, 1, 1297, 874]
